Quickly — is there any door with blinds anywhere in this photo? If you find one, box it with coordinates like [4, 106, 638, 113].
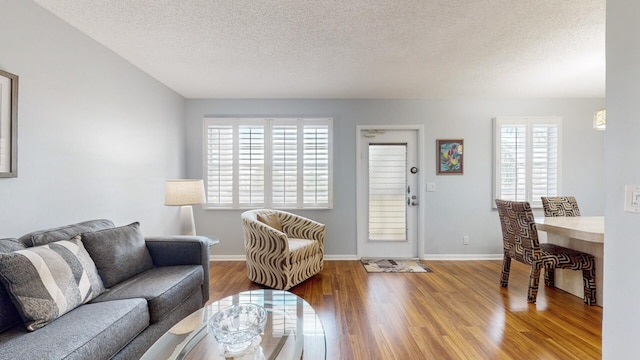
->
[358, 129, 419, 258]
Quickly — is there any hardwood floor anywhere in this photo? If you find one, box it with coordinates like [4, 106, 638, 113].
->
[208, 260, 602, 360]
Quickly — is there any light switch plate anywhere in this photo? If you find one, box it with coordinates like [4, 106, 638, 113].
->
[624, 185, 640, 213]
[426, 182, 436, 192]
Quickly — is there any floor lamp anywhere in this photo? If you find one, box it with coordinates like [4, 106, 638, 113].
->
[164, 179, 206, 236]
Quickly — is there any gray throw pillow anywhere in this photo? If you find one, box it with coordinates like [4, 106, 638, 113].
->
[0, 238, 26, 332]
[81, 222, 154, 288]
[0, 237, 105, 331]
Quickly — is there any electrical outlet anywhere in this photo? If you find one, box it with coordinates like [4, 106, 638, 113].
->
[463, 236, 469, 245]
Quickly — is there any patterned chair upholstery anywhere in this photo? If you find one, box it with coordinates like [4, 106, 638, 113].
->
[541, 196, 581, 217]
[241, 209, 324, 290]
[495, 199, 596, 305]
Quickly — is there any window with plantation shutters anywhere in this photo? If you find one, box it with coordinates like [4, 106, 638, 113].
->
[493, 117, 562, 208]
[203, 117, 333, 209]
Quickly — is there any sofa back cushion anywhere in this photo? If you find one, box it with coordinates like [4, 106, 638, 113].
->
[18, 219, 115, 247]
[81, 222, 154, 288]
[0, 237, 105, 331]
[0, 238, 25, 332]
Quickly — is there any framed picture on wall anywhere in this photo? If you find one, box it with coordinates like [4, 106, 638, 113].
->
[0, 69, 18, 178]
[436, 139, 463, 175]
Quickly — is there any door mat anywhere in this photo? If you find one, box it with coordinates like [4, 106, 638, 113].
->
[361, 258, 432, 273]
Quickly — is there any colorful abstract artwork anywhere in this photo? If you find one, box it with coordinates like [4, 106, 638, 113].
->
[437, 139, 463, 175]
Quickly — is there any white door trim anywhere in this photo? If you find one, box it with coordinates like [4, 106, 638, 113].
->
[356, 125, 425, 259]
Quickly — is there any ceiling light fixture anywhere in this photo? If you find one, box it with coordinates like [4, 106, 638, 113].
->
[593, 109, 606, 130]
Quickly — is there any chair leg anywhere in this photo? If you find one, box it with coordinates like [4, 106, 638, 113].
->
[500, 256, 511, 287]
[582, 267, 597, 305]
[528, 267, 542, 303]
[545, 268, 555, 287]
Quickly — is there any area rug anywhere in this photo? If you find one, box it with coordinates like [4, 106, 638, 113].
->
[361, 258, 432, 273]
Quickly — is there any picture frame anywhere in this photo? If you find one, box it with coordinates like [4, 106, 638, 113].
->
[437, 139, 463, 175]
[0, 69, 18, 178]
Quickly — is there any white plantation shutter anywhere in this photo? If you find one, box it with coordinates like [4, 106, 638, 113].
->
[531, 124, 559, 207]
[494, 117, 562, 208]
[205, 125, 233, 205]
[272, 123, 298, 206]
[203, 118, 332, 209]
[368, 144, 407, 241]
[238, 125, 265, 206]
[303, 124, 330, 206]
[498, 123, 527, 201]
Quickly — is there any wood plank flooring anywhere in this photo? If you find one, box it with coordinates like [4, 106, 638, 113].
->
[208, 260, 602, 360]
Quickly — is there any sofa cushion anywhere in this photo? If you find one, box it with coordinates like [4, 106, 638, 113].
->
[91, 265, 203, 323]
[257, 211, 283, 232]
[0, 238, 105, 331]
[81, 222, 154, 288]
[18, 219, 115, 247]
[0, 298, 149, 360]
[0, 238, 24, 332]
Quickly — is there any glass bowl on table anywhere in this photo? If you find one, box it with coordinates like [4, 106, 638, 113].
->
[208, 304, 268, 357]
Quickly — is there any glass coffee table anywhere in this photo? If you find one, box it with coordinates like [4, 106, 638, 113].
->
[140, 289, 326, 360]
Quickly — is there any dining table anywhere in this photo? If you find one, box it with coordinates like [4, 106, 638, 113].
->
[535, 216, 604, 306]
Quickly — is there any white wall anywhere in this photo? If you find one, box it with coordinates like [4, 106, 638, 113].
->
[0, 1, 186, 237]
[186, 98, 604, 257]
[603, 1, 640, 357]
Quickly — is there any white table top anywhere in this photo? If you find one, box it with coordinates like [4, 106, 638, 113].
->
[535, 216, 604, 243]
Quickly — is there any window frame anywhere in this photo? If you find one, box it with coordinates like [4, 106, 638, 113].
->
[202, 117, 333, 210]
[493, 116, 563, 208]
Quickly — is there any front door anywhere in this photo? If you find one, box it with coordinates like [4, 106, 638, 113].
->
[357, 128, 419, 258]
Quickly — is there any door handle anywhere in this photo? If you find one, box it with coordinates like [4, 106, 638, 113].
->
[408, 195, 418, 206]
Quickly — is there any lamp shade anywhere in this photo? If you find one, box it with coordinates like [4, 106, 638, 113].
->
[164, 179, 206, 206]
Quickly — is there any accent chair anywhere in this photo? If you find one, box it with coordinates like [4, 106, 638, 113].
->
[241, 209, 324, 290]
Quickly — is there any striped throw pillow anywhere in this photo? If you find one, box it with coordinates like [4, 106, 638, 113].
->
[0, 236, 105, 331]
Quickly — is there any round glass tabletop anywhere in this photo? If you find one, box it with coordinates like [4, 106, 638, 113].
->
[140, 289, 326, 360]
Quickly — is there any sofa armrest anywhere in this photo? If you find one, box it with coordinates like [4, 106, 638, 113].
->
[144, 236, 210, 304]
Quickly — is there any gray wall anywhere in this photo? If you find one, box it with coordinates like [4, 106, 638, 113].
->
[186, 98, 605, 257]
[604, 0, 640, 357]
[0, 1, 186, 237]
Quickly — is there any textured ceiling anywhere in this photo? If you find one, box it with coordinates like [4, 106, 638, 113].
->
[34, 0, 605, 99]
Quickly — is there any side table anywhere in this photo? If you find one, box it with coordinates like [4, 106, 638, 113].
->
[206, 236, 220, 260]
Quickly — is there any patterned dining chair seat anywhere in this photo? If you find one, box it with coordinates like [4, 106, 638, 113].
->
[496, 199, 596, 305]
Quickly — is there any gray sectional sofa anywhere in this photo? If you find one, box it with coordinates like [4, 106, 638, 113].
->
[0, 219, 210, 360]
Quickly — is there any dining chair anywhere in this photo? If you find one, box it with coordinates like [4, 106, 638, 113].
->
[495, 199, 596, 305]
[540, 196, 581, 217]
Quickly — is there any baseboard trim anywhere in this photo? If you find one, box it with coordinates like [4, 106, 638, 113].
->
[422, 254, 503, 261]
[210, 254, 502, 261]
[210, 255, 246, 261]
[324, 254, 360, 261]
[210, 254, 361, 261]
